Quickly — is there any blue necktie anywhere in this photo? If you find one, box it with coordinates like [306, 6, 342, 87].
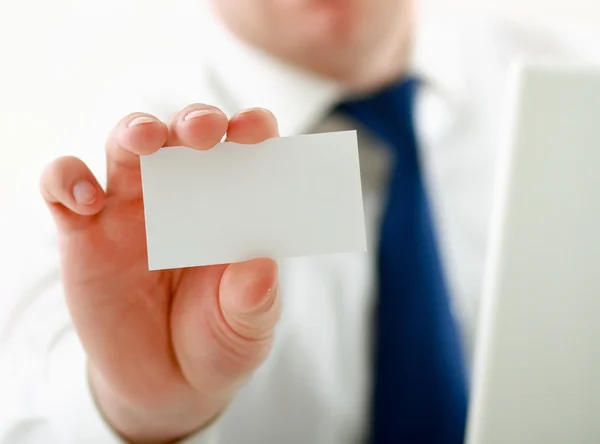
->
[338, 78, 468, 444]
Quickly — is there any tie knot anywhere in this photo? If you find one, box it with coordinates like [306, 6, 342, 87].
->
[337, 77, 419, 154]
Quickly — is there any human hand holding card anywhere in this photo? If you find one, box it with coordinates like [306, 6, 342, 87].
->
[140, 131, 366, 270]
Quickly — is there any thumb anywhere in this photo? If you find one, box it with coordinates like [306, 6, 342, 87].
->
[220, 258, 281, 343]
[174, 259, 281, 395]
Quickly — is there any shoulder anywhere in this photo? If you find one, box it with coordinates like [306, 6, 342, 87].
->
[416, 13, 600, 114]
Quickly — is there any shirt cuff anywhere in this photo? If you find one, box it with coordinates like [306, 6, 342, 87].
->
[45, 329, 218, 444]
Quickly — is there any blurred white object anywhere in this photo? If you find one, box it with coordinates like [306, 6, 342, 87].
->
[422, 0, 600, 25]
[467, 62, 600, 443]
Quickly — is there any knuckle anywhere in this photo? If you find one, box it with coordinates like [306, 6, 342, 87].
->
[40, 156, 81, 186]
[205, 310, 276, 381]
[234, 296, 282, 340]
[212, 332, 274, 379]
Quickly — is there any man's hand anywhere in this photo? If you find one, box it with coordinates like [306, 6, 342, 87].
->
[40, 104, 282, 443]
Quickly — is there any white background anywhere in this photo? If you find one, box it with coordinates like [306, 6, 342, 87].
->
[1, 0, 599, 214]
[423, 0, 600, 26]
[0, 0, 215, 215]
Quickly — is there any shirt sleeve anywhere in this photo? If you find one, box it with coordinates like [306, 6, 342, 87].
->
[0, 206, 218, 444]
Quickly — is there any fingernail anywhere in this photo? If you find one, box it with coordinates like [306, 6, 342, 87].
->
[73, 180, 97, 205]
[128, 116, 156, 127]
[235, 107, 272, 117]
[183, 109, 218, 121]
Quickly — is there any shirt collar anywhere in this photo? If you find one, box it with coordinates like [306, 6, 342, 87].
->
[201, 7, 467, 137]
[201, 12, 343, 137]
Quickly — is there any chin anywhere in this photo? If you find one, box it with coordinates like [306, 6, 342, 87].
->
[298, 0, 359, 46]
[291, 33, 409, 93]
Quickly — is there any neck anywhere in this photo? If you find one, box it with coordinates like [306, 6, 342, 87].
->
[344, 3, 415, 93]
[213, 1, 415, 96]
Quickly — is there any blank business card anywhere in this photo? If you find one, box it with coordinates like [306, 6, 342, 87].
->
[140, 131, 366, 270]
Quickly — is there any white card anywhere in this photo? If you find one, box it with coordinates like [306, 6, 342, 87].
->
[140, 131, 366, 270]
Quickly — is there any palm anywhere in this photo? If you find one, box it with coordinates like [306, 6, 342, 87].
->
[60, 191, 216, 405]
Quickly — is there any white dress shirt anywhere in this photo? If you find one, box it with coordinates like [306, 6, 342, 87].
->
[1, 8, 598, 444]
